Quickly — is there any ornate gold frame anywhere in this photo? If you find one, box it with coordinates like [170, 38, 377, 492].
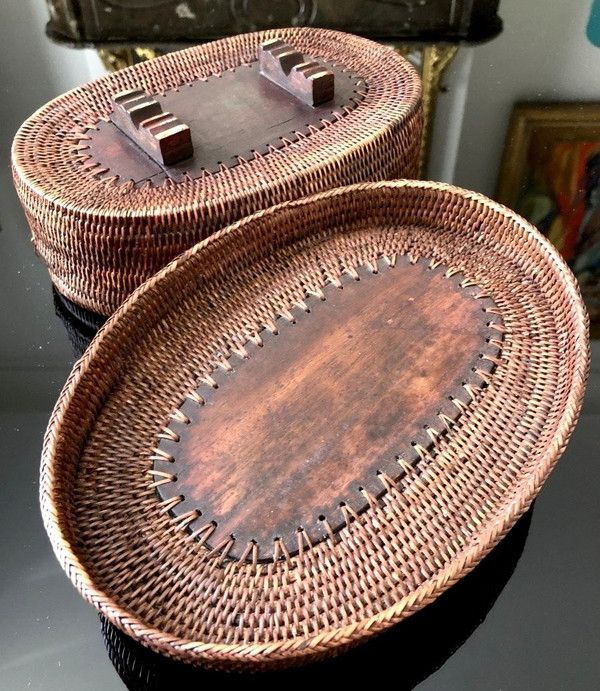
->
[496, 102, 600, 207]
[496, 101, 600, 337]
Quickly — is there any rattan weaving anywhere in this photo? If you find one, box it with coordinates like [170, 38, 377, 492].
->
[41, 181, 589, 671]
[99, 509, 531, 686]
[11, 28, 422, 316]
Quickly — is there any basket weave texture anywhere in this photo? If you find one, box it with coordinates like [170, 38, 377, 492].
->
[11, 28, 422, 315]
[40, 181, 589, 671]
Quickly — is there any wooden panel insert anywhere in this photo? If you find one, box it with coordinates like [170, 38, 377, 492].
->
[155, 258, 503, 561]
[85, 59, 364, 187]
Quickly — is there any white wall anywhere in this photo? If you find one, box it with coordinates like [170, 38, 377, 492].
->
[442, 0, 600, 198]
[0, 0, 105, 371]
[427, 48, 474, 184]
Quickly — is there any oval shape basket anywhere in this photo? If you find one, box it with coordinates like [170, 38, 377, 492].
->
[41, 181, 589, 672]
[11, 28, 422, 316]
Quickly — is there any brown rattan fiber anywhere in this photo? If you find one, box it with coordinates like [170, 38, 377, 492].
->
[40, 181, 589, 672]
[11, 28, 423, 315]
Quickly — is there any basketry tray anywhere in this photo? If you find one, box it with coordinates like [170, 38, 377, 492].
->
[100, 510, 532, 687]
[41, 181, 589, 671]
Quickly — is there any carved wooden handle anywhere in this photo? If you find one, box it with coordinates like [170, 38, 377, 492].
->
[111, 89, 193, 166]
[259, 39, 335, 107]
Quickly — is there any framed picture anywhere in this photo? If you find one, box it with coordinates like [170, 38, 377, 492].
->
[496, 102, 600, 336]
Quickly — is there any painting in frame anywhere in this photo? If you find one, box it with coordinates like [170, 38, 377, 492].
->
[496, 102, 600, 336]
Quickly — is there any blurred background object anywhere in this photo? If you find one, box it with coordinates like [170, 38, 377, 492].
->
[497, 102, 600, 336]
[45, 0, 502, 45]
[587, 0, 600, 47]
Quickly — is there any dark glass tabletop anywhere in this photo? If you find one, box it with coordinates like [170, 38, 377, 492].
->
[2, 2, 599, 688]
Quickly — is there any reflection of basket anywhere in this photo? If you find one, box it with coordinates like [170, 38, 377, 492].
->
[41, 181, 589, 671]
[100, 508, 532, 690]
[52, 288, 106, 359]
[11, 27, 422, 316]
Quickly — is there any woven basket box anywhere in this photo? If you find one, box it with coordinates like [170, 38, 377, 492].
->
[12, 28, 422, 315]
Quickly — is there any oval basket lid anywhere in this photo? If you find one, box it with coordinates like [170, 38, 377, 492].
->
[11, 28, 422, 315]
[41, 181, 589, 671]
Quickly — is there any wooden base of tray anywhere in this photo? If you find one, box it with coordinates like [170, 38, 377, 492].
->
[156, 256, 502, 560]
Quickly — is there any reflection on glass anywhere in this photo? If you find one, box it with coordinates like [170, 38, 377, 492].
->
[53, 287, 107, 358]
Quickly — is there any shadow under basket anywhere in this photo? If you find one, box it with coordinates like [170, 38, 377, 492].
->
[40, 181, 589, 672]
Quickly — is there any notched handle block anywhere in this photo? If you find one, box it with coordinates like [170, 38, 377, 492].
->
[110, 89, 193, 166]
[259, 39, 335, 107]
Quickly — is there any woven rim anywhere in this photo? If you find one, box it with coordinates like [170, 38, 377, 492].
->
[11, 28, 422, 315]
[99, 509, 532, 686]
[40, 180, 589, 671]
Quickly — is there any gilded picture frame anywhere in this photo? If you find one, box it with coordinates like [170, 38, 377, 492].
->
[497, 102, 600, 335]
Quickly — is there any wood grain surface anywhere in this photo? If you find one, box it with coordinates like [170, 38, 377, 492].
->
[87, 59, 364, 186]
[157, 259, 499, 560]
[259, 39, 335, 106]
